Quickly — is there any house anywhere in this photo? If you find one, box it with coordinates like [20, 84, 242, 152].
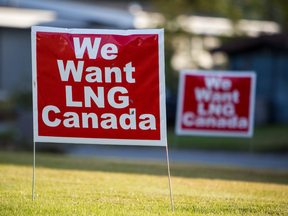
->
[0, 0, 134, 97]
[211, 34, 288, 124]
[0, 0, 135, 145]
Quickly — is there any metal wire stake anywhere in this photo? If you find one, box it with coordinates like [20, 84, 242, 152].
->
[166, 143, 174, 212]
[32, 141, 35, 201]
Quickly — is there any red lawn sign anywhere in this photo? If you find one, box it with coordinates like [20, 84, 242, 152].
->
[32, 26, 167, 146]
[175, 70, 256, 137]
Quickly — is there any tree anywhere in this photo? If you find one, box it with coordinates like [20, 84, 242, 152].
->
[152, 0, 288, 30]
[148, 0, 288, 93]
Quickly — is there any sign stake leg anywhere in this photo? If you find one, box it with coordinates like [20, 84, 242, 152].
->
[166, 143, 174, 212]
[32, 141, 35, 201]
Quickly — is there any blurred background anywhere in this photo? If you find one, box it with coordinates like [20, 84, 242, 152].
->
[0, 0, 287, 154]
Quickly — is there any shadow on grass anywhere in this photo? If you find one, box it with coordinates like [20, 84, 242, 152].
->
[0, 150, 288, 185]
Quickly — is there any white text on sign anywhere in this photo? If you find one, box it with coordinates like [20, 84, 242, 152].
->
[182, 77, 248, 129]
[42, 37, 157, 131]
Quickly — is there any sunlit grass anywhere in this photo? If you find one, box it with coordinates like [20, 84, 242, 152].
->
[0, 151, 287, 215]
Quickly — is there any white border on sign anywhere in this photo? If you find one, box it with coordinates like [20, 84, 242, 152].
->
[31, 26, 167, 146]
[175, 69, 256, 138]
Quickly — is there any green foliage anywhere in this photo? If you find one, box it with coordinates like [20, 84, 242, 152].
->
[11, 90, 32, 111]
[0, 131, 14, 141]
[0, 100, 13, 109]
[152, 0, 288, 29]
[0, 151, 288, 215]
[149, 0, 288, 92]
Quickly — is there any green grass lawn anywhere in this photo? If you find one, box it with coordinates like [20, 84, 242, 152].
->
[0, 151, 288, 215]
[167, 124, 288, 152]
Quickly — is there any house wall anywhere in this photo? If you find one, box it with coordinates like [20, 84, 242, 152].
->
[274, 56, 288, 123]
[0, 28, 32, 95]
[230, 49, 288, 124]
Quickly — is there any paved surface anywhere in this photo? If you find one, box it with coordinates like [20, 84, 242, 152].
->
[67, 145, 288, 171]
